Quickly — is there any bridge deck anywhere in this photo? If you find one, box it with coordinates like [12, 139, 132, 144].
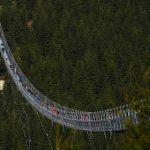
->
[0, 23, 139, 132]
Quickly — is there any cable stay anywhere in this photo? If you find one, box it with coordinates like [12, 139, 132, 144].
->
[11, 82, 30, 150]
[0, 23, 143, 132]
[36, 110, 54, 150]
[20, 102, 31, 150]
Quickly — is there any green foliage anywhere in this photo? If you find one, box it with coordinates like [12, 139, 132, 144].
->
[121, 99, 150, 150]
[0, 0, 149, 149]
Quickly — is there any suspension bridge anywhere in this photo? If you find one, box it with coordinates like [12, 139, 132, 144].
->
[0, 23, 140, 132]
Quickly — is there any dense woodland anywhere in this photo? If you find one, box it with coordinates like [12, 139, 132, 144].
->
[0, 0, 150, 149]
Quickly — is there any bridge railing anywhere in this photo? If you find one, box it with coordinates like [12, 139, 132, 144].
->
[0, 23, 140, 132]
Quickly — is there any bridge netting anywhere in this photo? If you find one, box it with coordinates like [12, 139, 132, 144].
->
[0, 24, 139, 132]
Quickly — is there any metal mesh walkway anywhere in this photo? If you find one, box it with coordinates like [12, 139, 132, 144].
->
[0, 24, 139, 132]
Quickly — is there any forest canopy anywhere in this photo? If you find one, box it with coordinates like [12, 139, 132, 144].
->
[0, 0, 149, 149]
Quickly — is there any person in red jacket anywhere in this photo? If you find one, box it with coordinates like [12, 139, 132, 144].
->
[51, 105, 58, 115]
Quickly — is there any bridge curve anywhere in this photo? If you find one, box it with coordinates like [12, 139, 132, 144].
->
[0, 24, 139, 132]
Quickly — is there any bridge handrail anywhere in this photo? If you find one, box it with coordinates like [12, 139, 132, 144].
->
[0, 23, 141, 132]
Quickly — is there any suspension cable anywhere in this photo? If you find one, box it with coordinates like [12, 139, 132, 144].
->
[20, 102, 31, 150]
[36, 110, 53, 150]
[10, 81, 29, 149]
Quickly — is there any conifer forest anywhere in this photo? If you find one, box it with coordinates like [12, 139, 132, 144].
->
[0, 0, 150, 150]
